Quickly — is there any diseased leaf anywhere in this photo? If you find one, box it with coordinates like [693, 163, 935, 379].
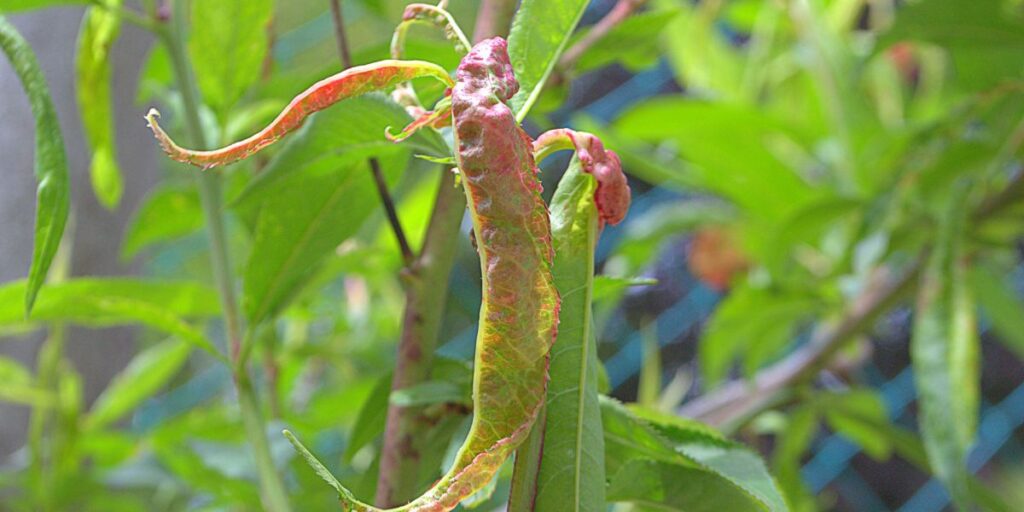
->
[0, 279, 222, 360]
[0, 16, 71, 315]
[76, 2, 123, 209]
[188, 0, 272, 115]
[85, 338, 191, 430]
[147, 62, 453, 169]
[911, 190, 978, 509]
[507, 0, 588, 117]
[121, 184, 203, 260]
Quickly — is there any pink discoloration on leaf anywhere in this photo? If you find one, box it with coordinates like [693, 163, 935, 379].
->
[146, 60, 452, 169]
[385, 99, 452, 142]
[333, 38, 560, 512]
[533, 128, 631, 227]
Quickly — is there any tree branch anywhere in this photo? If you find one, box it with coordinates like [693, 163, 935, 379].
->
[329, 0, 415, 267]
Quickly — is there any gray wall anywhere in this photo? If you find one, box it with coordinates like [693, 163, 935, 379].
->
[1, 8, 160, 456]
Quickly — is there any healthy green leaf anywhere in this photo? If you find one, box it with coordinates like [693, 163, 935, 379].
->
[85, 338, 191, 430]
[0, 0, 87, 11]
[511, 159, 606, 512]
[507, 0, 588, 117]
[911, 190, 978, 509]
[607, 459, 766, 511]
[602, 398, 786, 511]
[76, 2, 123, 209]
[969, 263, 1024, 359]
[239, 142, 406, 325]
[0, 16, 71, 315]
[283, 430, 354, 501]
[614, 98, 816, 221]
[388, 380, 468, 407]
[818, 390, 893, 460]
[188, 0, 272, 115]
[121, 184, 203, 260]
[0, 279, 222, 360]
[0, 355, 53, 406]
[344, 373, 393, 462]
[572, 8, 681, 73]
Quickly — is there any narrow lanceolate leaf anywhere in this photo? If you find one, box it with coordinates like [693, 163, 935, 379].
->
[509, 130, 631, 512]
[146, 60, 453, 169]
[76, 2, 123, 209]
[507, 0, 589, 118]
[0, 16, 71, 315]
[188, 0, 272, 115]
[911, 192, 978, 509]
[84, 338, 191, 430]
[0, 278, 223, 360]
[324, 38, 560, 512]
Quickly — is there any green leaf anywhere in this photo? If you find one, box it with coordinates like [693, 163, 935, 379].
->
[239, 141, 407, 325]
[573, 9, 681, 73]
[344, 373, 392, 462]
[510, 159, 606, 512]
[0, 355, 53, 406]
[614, 98, 816, 221]
[507, 0, 588, 117]
[700, 284, 818, 386]
[0, 0, 87, 11]
[389, 380, 468, 407]
[121, 184, 203, 260]
[0, 16, 71, 315]
[880, 0, 1024, 90]
[602, 398, 786, 511]
[283, 430, 354, 501]
[911, 190, 978, 509]
[770, 407, 818, 512]
[0, 279, 222, 360]
[189, 0, 272, 115]
[76, 2, 123, 209]
[969, 263, 1024, 359]
[85, 338, 191, 430]
[818, 390, 893, 460]
[608, 459, 767, 511]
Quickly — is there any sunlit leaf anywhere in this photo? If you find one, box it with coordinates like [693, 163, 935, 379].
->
[76, 1, 123, 209]
[189, 0, 272, 115]
[507, 0, 588, 117]
[85, 338, 192, 430]
[911, 190, 978, 509]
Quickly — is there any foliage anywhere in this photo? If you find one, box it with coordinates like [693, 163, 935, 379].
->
[0, 0, 1022, 511]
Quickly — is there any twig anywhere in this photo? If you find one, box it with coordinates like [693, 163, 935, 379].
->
[373, 0, 517, 505]
[557, 0, 647, 73]
[329, 0, 415, 267]
[678, 263, 920, 429]
[683, 166, 1024, 430]
[159, 5, 291, 511]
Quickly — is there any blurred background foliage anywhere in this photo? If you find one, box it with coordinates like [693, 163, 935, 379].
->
[1, 0, 1023, 511]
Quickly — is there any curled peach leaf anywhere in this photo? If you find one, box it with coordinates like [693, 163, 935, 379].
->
[385, 97, 452, 142]
[146, 60, 453, 169]
[326, 37, 560, 512]
[534, 128, 631, 227]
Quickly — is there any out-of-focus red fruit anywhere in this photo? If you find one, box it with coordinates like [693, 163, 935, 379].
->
[688, 228, 749, 291]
